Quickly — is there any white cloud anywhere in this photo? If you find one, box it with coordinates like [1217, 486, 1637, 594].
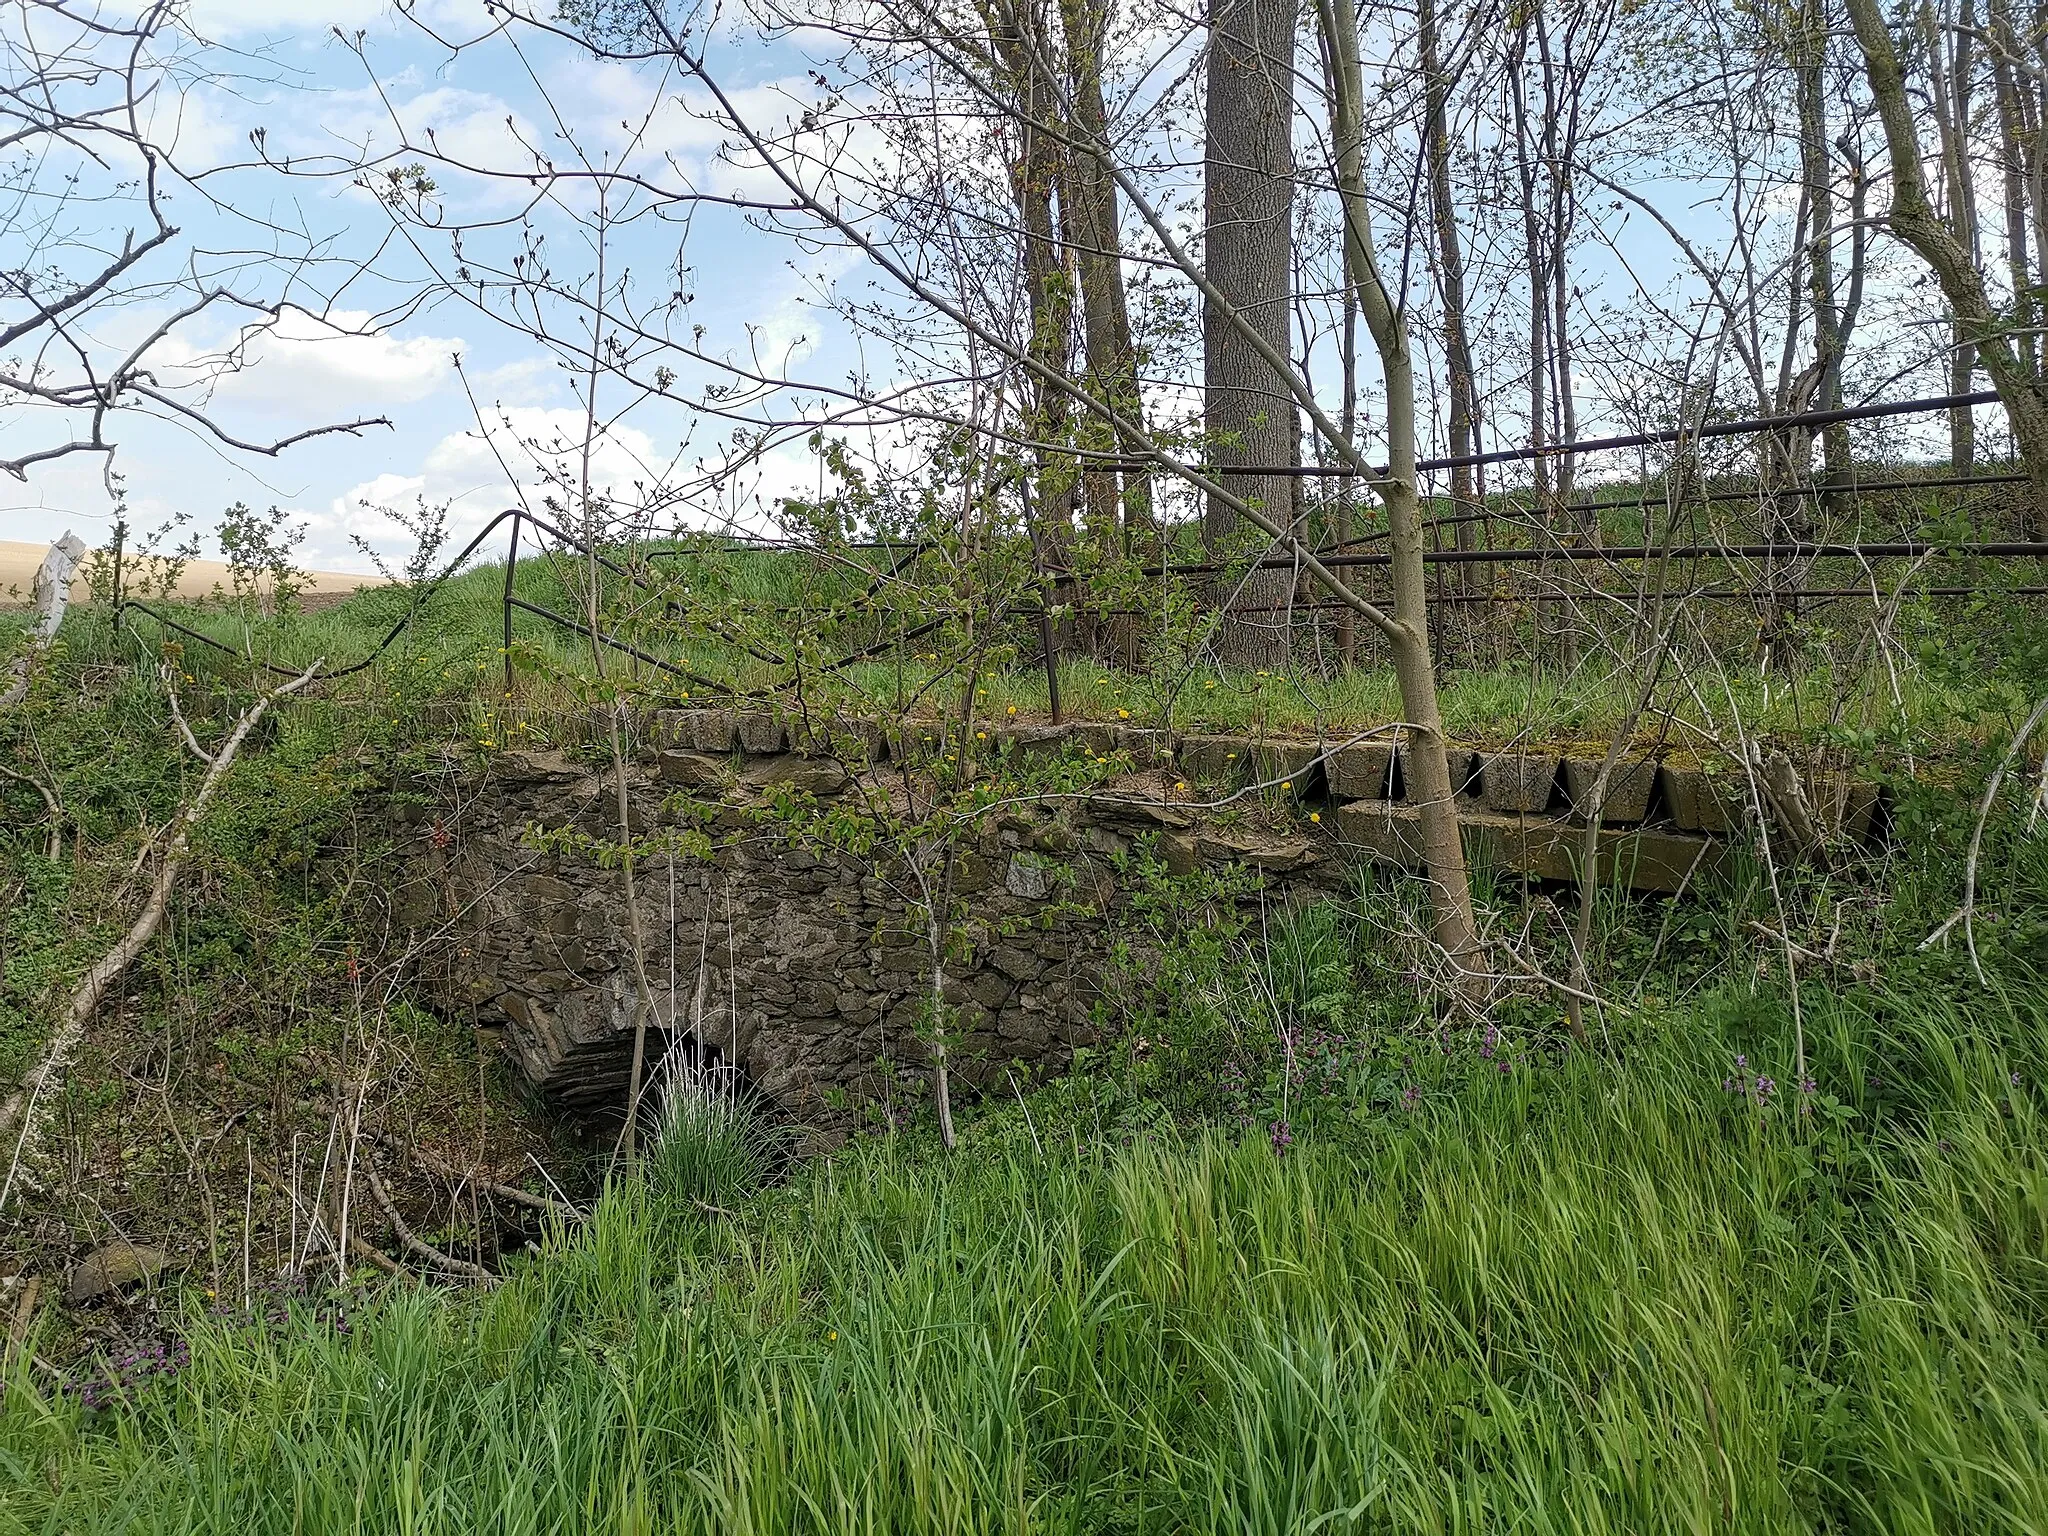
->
[312, 406, 682, 567]
[162, 307, 465, 419]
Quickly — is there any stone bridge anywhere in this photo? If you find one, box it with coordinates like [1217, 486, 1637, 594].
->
[387, 711, 1881, 1126]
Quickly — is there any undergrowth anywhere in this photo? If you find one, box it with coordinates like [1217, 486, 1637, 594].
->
[2, 790, 2046, 1531]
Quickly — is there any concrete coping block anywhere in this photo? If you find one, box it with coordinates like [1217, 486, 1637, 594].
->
[647, 709, 694, 750]
[1069, 722, 1117, 761]
[1114, 725, 1178, 766]
[1562, 757, 1658, 824]
[689, 708, 737, 754]
[1328, 740, 1398, 802]
[732, 709, 786, 754]
[1334, 799, 1724, 894]
[782, 712, 885, 764]
[1842, 780, 1883, 842]
[1254, 739, 1325, 796]
[1658, 764, 1746, 833]
[1179, 732, 1254, 785]
[1479, 751, 1564, 815]
[993, 723, 1071, 759]
[1397, 741, 1480, 801]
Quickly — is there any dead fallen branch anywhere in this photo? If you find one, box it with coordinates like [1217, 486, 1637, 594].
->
[376, 1131, 579, 1221]
[360, 1156, 497, 1285]
[0, 658, 325, 1204]
[0, 762, 63, 861]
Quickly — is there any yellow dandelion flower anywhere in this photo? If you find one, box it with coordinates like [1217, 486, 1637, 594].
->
[1309, 812, 1321, 823]
[1117, 709, 1129, 719]
[1281, 780, 1291, 790]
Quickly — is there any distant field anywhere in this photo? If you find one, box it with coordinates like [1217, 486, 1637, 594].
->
[0, 539, 385, 608]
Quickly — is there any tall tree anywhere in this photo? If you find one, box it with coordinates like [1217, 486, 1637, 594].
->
[1057, 0, 1152, 542]
[1847, 0, 2048, 533]
[1205, 0, 1300, 666]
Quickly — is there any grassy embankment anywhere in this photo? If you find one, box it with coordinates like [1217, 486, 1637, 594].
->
[5, 522, 2047, 1531]
[83, 533, 2040, 771]
[3, 877, 2047, 1531]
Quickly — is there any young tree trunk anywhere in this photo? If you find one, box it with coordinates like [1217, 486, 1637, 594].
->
[1992, 0, 2038, 381]
[1920, 0, 1981, 465]
[1057, 0, 1152, 543]
[1848, 0, 2048, 533]
[1317, 0, 1481, 979]
[1419, 0, 1488, 622]
[1205, 0, 1299, 668]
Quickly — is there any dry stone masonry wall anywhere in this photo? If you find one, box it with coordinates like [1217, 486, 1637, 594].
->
[390, 708, 1885, 1123]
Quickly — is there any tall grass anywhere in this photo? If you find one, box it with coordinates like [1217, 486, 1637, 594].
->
[60, 538, 2024, 763]
[4, 962, 2045, 1533]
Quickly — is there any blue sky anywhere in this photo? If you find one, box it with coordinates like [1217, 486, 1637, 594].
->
[4, 0, 850, 571]
[2, 0, 1978, 575]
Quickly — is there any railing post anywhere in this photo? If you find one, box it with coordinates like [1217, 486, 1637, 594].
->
[502, 512, 520, 700]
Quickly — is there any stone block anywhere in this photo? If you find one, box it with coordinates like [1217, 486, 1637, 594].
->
[68, 1242, 172, 1305]
[1075, 824, 1121, 856]
[1659, 765, 1746, 833]
[655, 750, 730, 791]
[391, 878, 439, 928]
[1328, 740, 1397, 802]
[990, 945, 1044, 980]
[1179, 733, 1252, 786]
[733, 710, 786, 754]
[1562, 757, 1658, 824]
[742, 755, 848, 797]
[1083, 793, 1194, 831]
[969, 969, 1014, 1008]
[1479, 751, 1563, 814]
[689, 709, 736, 754]
[1158, 831, 1200, 875]
[1255, 739, 1324, 797]
[1005, 852, 1057, 900]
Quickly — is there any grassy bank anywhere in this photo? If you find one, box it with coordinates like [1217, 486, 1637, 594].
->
[73, 541, 2041, 769]
[5, 889, 2047, 1531]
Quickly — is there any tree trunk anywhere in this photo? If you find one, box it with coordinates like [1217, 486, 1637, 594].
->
[1992, 0, 2038, 381]
[1419, 0, 1487, 630]
[1057, 0, 1152, 543]
[1317, 0, 1481, 979]
[1849, 0, 2048, 534]
[1205, 0, 1298, 668]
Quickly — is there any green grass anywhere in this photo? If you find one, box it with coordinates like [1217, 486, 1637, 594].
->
[63, 535, 2035, 773]
[6, 923, 2048, 1532]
